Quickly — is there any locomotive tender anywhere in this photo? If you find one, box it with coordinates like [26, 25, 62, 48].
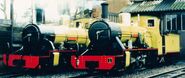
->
[71, 2, 180, 71]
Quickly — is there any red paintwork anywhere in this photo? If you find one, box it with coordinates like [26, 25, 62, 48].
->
[8, 54, 21, 67]
[67, 37, 77, 41]
[6, 54, 39, 69]
[2, 49, 76, 69]
[71, 55, 115, 70]
[22, 56, 39, 68]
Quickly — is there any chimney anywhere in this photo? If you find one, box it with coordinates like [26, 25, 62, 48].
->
[101, 2, 109, 19]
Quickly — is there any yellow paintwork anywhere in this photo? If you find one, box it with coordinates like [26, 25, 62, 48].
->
[71, 18, 97, 29]
[165, 34, 180, 53]
[66, 28, 89, 45]
[108, 16, 162, 55]
[125, 51, 131, 67]
[131, 16, 163, 55]
[67, 18, 97, 45]
[54, 27, 68, 43]
[53, 52, 60, 66]
[54, 27, 89, 45]
[130, 15, 180, 55]
[117, 24, 147, 43]
[45, 18, 95, 45]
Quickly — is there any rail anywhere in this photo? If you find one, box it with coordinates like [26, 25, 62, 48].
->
[148, 66, 185, 78]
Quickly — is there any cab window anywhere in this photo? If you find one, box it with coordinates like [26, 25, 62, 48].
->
[148, 19, 154, 27]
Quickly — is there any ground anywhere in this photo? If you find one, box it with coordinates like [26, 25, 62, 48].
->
[1, 60, 185, 78]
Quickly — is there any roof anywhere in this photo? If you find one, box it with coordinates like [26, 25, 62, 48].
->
[121, 0, 185, 13]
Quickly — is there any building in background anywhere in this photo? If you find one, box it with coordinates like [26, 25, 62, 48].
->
[103, 0, 131, 23]
[107, 0, 130, 13]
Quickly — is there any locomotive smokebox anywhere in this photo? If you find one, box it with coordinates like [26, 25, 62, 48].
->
[22, 24, 41, 47]
[101, 2, 109, 19]
[88, 21, 121, 48]
[22, 24, 55, 55]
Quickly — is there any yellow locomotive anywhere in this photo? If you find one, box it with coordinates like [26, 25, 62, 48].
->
[71, 2, 180, 71]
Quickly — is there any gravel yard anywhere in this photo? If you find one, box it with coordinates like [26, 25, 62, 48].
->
[1, 60, 185, 78]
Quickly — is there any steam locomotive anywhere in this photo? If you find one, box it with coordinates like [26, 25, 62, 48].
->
[2, 23, 90, 69]
[2, 2, 180, 71]
[71, 2, 180, 71]
[2, 2, 98, 69]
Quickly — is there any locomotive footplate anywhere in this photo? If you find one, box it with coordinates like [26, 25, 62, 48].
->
[71, 55, 116, 70]
[3, 54, 40, 69]
[2, 50, 77, 69]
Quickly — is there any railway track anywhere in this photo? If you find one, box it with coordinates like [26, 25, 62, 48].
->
[0, 68, 28, 78]
[70, 67, 148, 78]
[148, 66, 185, 78]
[0, 72, 24, 78]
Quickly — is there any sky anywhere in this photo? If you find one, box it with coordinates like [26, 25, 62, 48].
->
[0, 0, 104, 24]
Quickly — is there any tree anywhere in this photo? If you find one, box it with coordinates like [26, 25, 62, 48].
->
[0, 0, 7, 19]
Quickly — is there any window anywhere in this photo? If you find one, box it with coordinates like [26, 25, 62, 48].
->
[166, 15, 171, 30]
[165, 15, 177, 31]
[165, 14, 185, 31]
[182, 15, 185, 30]
[148, 19, 154, 27]
[172, 15, 177, 30]
[177, 14, 182, 30]
[76, 22, 80, 28]
[36, 8, 45, 24]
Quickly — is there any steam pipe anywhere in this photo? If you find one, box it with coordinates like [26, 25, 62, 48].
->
[115, 36, 125, 50]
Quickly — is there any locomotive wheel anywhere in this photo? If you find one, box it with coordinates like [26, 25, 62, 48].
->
[129, 52, 145, 70]
[128, 51, 158, 69]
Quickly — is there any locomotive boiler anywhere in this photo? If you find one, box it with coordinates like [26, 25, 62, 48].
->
[22, 24, 89, 55]
[88, 21, 147, 50]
